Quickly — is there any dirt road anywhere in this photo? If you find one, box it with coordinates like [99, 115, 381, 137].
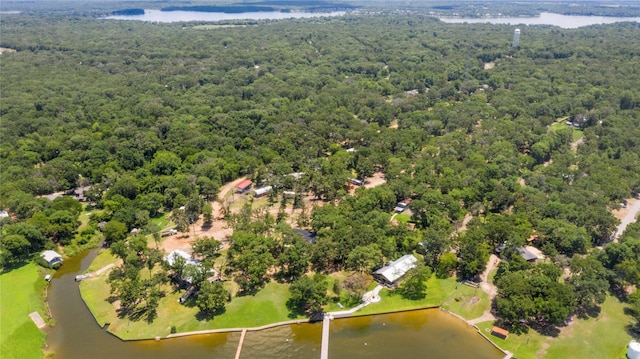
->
[159, 177, 247, 254]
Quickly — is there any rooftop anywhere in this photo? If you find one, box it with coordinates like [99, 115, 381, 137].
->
[373, 254, 418, 284]
[237, 179, 253, 189]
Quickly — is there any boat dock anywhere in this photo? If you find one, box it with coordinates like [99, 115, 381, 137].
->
[320, 316, 330, 359]
[234, 328, 247, 359]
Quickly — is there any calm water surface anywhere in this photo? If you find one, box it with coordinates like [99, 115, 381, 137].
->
[439, 12, 640, 28]
[105, 9, 346, 22]
[46, 250, 502, 359]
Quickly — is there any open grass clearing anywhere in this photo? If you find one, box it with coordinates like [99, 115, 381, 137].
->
[549, 121, 583, 142]
[476, 295, 633, 359]
[394, 213, 412, 223]
[149, 212, 170, 230]
[0, 263, 49, 359]
[84, 249, 117, 273]
[440, 282, 490, 320]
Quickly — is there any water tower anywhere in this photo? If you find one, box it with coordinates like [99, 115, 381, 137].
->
[512, 28, 521, 47]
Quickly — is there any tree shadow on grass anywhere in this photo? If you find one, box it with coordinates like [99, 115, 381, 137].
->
[625, 322, 640, 337]
[531, 322, 561, 337]
[576, 305, 601, 319]
[195, 307, 226, 321]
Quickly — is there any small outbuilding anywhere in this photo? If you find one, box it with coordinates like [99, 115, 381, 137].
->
[518, 246, 544, 263]
[236, 179, 253, 193]
[41, 250, 63, 267]
[253, 185, 273, 197]
[373, 254, 418, 287]
[491, 326, 509, 339]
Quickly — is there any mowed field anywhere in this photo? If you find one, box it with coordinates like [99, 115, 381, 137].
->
[477, 295, 634, 359]
[0, 263, 47, 359]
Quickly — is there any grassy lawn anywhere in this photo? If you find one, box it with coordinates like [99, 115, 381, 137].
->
[0, 263, 49, 359]
[356, 275, 458, 315]
[549, 121, 583, 143]
[476, 295, 633, 359]
[394, 213, 412, 223]
[84, 249, 117, 273]
[80, 267, 304, 340]
[150, 212, 170, 230]
[440, 283, 490, 320]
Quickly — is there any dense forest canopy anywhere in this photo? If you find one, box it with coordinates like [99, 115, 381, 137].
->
[1, 5, 640, 333]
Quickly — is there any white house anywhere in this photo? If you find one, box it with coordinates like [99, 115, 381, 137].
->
[164, 249, 200, 267]
[41, 250, 63, 267]
[373, 254, 418, 287]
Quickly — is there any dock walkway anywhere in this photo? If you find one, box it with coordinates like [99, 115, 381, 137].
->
[234, 328, 247, 359]
[320, 316, 330, 359]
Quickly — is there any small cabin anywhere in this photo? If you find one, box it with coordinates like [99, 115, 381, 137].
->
[41, 250, 63, 267]
[236, 179, 253, 193]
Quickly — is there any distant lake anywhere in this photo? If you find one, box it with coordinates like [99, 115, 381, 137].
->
[105, 9, 346, 22]
[439, 12, 640, 29]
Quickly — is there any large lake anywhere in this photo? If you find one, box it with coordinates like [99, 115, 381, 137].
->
[439, 12, 640, 29]
[105, 9, 346, 22]
[46, 249, 503, 359]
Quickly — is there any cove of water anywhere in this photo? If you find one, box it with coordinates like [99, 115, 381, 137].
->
[439, 12, 640, 29]
[45, 249, 502, 359]
[104, 9, 346, 23]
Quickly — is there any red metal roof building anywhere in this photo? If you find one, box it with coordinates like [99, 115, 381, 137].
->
[491, 326, 509, 339]
[236, 179, 252, 193]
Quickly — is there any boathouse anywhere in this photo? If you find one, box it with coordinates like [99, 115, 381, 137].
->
[373, 254, 418, 287]
[41, 250, 63, 267]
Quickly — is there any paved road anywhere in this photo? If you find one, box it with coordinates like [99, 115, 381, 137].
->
[613, 198, 640, 241]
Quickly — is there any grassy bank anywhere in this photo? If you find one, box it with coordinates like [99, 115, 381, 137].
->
[0, 263, 49, 359]
[356, 275, 458, 315]
[476, 295, 633, 359]
[80, 250, 305, 339]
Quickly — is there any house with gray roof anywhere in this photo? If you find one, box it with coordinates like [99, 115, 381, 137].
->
[373, 254, 418, 287]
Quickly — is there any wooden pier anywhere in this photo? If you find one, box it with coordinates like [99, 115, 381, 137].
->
[234, 328, 247, 359]
[320, 316, 330, 359]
